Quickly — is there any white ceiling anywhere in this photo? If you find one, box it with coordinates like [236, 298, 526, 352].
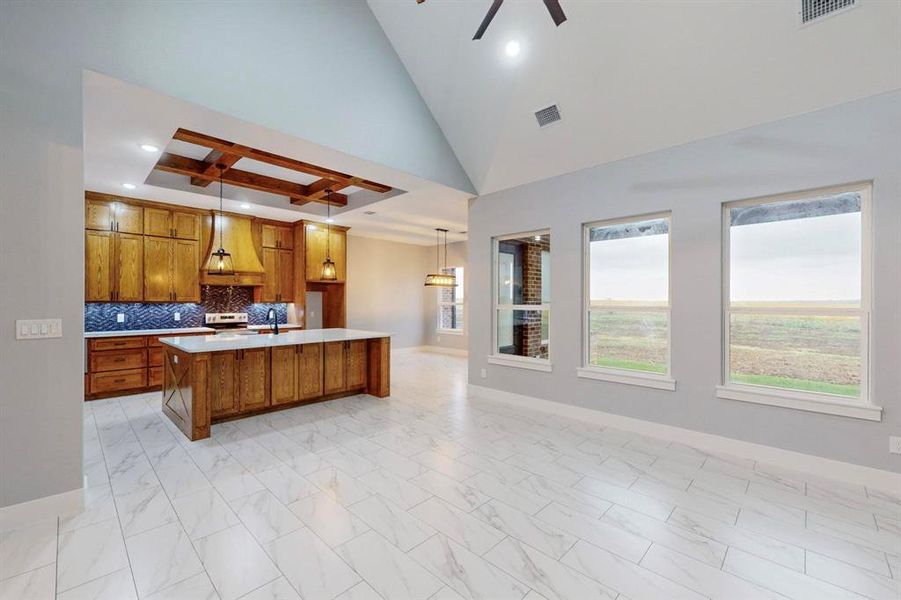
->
[369, 0, 901, 195]
[83, 71, 472, 245]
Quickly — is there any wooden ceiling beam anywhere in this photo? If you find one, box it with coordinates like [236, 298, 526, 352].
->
[191, 150, 242, 187]
[154, 153, 347, 206]
[173, 128, 392, 194]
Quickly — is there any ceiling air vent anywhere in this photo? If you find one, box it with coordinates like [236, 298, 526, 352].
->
[534, 104, 561, 127]
[801, 0, 856, 24]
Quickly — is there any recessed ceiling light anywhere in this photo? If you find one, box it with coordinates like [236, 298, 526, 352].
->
[505, 40, 521, 57]
[534, 235, 541, 241]
[240, 203, 251, 209]
[140, 144, 159, 153]
[122, 183, 136, 190]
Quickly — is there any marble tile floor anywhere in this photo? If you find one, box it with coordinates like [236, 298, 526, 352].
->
[2, 351, 900, 599]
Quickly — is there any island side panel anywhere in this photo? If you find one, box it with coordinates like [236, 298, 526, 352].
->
[161, 347, 212, 441]
[366, 337, 390, 398]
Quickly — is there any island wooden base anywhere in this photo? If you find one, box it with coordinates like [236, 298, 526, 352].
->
[162, 337, 390, 440]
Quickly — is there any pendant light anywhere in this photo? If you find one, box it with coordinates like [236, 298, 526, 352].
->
[210, 167, 235, 276]
[320, 190, 338, 281]
[424, 228, 456, 287]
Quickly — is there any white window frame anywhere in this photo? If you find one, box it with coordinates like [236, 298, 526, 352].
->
[717, 181, 880, 421]
[437, 266, 464, 335]
[488, 229, 552, 372]
[578, 212, 675, 391]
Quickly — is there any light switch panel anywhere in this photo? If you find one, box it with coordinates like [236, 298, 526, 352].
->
[117, 313, 125, 323]
[174, 312, 181, 321]
[16, 319, 62, 340]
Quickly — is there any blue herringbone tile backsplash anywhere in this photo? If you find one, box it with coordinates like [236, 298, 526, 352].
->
[85, 286, 288, 332]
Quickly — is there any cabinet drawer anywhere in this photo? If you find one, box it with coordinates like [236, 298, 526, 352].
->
[89, 336, 146, 351]
[90, 348, 147, 372]
[148, 347, 163, 367]
[90, 368, 147, 394]
[148, 366, 163, 387]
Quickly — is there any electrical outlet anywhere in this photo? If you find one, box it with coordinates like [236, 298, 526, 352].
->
[890, 436, 901, 455]
[480, 368, 487, 378]
[174, 312, 181, 321]
[116, 313, 125, 323]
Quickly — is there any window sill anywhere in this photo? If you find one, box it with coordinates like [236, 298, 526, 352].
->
[716, 385, 882, 421]
[436, 329, 464, 336]
[577, 367, 676, 391]
[487, 355, 552, 372]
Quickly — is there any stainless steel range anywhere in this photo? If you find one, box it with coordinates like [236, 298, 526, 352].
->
[204, 312, 255, 335]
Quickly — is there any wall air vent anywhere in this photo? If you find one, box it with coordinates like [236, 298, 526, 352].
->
[801, 0, 856, 24]
[534, 104, 561, 127]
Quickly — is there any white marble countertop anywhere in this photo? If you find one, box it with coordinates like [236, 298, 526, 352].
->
[245, 324, 303, 331]
[161, 328, 391, 354]
[84, 327, 216, 338]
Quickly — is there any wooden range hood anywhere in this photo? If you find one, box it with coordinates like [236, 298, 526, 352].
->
[201, 212, 265, 286]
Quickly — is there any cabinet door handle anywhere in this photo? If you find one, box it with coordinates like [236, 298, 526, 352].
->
[110, 220, 114, 231]
[116, 221, 120, 231]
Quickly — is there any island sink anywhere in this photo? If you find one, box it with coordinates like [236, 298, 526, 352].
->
[160, 328, 390, 440]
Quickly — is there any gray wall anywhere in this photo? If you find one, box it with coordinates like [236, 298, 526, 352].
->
[468, 91, 901, 473]
[346, 235, 431, 349]
[0, 1, 470, 507]
[423, 241, 468, 352]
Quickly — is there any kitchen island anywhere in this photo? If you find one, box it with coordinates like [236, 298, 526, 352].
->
[160, 329, 390, 440]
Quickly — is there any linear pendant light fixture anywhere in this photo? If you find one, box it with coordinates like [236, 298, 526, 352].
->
[321, 190, 338, 281]
[210, 166, 235, 276]
[424, 228, 456, 287]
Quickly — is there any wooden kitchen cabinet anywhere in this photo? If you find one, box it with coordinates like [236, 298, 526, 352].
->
[143, 236, 200, 302]
[305, 225, 346, 282]
[237, 348, 270, 412]
[86, 199, 143, 234]
[260, 247, 294, 303]
[323, 340, 366, 394]
[144, 207, 200, 240]
[85, 230, 143, 302]
[298, 343, 324, 399]
[270, 346, 297, 406]
[262, 223, 293, 249]
[209, 351, 239, 418]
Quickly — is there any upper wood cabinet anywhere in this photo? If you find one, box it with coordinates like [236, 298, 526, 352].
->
[305, 224, 346, 282]
[261, 224, 293, 249]
[143, 237, 200, 302]
[85, 230, 144, 302]
[260, 247, 294, 303]
[86, 199, 143, 234]
[144, 207, 200, 240]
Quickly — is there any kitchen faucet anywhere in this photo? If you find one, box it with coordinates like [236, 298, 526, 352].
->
[266, 308, 279, 334]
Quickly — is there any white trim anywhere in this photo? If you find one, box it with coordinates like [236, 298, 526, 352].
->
[436, 329, 464, 336]
[577, 367, 676, 391]
[0, 487, 84, 531]
[466, 384, 900, 492]
[722, 182, 873, 406]
[487, 354, 553, 372]
[716, 384, 882, 421]
[392, 346, 468, 357]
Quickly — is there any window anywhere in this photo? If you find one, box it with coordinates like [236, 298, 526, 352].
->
[580, 214, 673, 389]
[720, 183, 876, 419]
[490, 231, 551, 370]
[437, 267, 464, 333]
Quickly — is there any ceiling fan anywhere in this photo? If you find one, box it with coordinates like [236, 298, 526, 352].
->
[416, 0, 567, 41]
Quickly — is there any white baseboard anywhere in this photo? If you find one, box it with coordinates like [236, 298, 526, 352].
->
[467, 384, 901, 492]
[0, 487, 84, 531]
[393, 346, 468, 357]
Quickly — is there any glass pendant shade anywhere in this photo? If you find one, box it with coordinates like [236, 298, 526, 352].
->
[321, 258, 337, 281]
[211, 247, 234, 276]
[210, 174, 234, 276]
[424, 227, 455, 287]
[424, 272, 456, 287]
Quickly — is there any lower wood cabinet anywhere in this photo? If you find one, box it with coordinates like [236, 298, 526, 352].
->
[271, 346, 297, 406]
[90, 368, 147, 395]
[323, 340, 367, 394]
[209, 348, 271, 417]
[298, 343, 324, 399]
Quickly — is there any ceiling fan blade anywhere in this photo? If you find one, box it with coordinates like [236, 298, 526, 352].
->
[473, 0, 504, 40]
[542, 0, 567, 26]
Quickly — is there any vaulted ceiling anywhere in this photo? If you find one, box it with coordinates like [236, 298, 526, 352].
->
[369, 0, 901, 195]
